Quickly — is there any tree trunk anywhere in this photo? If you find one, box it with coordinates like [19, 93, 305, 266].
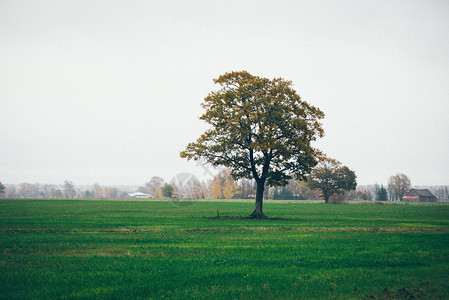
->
[323, 191, 330, 204]
[250, 179, 267, 218]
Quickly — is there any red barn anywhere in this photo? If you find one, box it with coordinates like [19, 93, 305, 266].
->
[402, 189, 437, 202]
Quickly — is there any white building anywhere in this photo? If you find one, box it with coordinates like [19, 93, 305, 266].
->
[127, 192, 152, 198]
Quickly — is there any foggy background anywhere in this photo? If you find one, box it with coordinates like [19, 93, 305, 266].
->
[1, 0, 448, 186]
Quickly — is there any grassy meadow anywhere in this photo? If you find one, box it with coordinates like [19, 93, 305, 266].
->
[0, 199, 448, 299]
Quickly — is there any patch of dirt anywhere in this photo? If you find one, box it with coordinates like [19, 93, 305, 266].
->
[364, 285, 429, 299]
[184, 226, 442, 233]
[203, 216, 293, 220]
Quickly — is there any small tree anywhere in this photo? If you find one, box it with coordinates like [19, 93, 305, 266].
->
[148, 176, 164, 195]
[92, 184, 103, 198]
[161, 183, 173, 198]
[376, 185, 388, 201]
[273, 187, 294, 200]
[307, 158, 357, 203]
[154, 187, 163, 199]
[209, 169, 239, 199]
[102, 187, 119, 198]
[223, 177, 239, 199]
[63, 180, 76, 198]
[140, 176, 165, 195]
[210, 176, 223, 199]
[0, 182, 5, 196]
[181, 71, 324, 217]
[387, 174, 411, 201]
[5, 185, 17, 198]
[18, 182, 39, 198]
[41, 184, 54, 198]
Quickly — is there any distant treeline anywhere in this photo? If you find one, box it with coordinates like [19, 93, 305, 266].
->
[1, 178, 448, 202]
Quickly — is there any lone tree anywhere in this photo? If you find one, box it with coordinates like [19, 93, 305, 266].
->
[306, 158, 357, 203]
[180, 71, 324, 218]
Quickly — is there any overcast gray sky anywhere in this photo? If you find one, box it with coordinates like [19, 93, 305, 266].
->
[1, 0, 448, 186]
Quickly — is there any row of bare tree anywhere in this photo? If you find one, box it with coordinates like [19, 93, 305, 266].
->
[1, 181, 128, 199]
[1, 173, 447, 201]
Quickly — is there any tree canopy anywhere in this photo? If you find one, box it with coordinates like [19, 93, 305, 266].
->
[307, 158, 357, 203]
[387, 173, 411, 201]
[180, 71, 325, 217]
[63, 180, 76, 199]
[161, 183, 173, 198]
[376, 185, 388, 201]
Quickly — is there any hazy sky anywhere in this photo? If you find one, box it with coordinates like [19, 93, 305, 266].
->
[1, 0, 448, 186]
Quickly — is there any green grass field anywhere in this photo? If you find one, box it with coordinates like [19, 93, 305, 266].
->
[1, 199, 448, 299]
